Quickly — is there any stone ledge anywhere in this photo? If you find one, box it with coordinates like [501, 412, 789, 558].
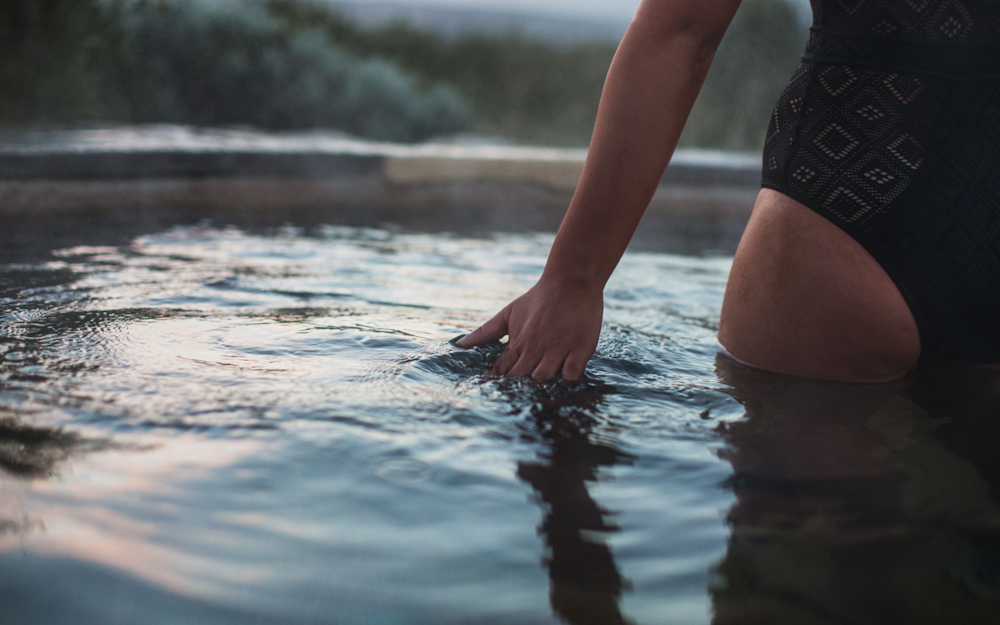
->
[0, 127, 762, 253]
[0, 126, 761, 188]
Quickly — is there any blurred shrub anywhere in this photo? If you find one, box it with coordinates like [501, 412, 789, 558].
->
[269, 0, 806, 150]
[0, 0, 129, 124]
[0, 0, 805, 149]
[681, 0, 808, 150]
[0, 0, 468, 142]
[116, 1, 469, 141]
[268, 0, 615, 146]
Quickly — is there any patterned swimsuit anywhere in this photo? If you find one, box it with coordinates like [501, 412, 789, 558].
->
[762, 0, 1000, 362]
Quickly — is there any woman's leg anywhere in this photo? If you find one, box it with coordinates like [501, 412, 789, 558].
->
[718, 188, 921, 382]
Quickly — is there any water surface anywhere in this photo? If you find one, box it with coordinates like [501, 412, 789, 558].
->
[1, 224, 998, 624]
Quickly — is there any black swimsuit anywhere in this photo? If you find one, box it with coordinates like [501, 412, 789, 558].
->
[762, 0, 1000, 362]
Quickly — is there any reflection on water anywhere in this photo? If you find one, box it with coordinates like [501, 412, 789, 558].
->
[713, 355, 1000, 624]
[0, 224, 733, 624]
[0, 416, 118, 542]
[2, 222, 1000, 624]
[0, 417, 101, 479]
[512, 381, 635, 625]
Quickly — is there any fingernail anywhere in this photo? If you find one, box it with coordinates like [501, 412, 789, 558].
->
[451, 334, 469, 348]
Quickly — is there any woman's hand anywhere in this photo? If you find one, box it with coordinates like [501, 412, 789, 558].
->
[456, 276, 603, 380]
[456, 0, 741, 379]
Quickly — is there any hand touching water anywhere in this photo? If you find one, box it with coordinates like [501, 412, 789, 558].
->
[456, 277, 603, 380]
[456, 0, 742, 379]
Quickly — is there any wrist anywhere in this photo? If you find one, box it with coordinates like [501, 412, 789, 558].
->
[538, 265, 606, 293]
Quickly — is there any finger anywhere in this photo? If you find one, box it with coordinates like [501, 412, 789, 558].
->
[532, 351, 567, 381]
[456, 308, 509, 348]
[561, 351, 590, 381]
[491, 345, 520, 377]
[507, 351, 540, 378]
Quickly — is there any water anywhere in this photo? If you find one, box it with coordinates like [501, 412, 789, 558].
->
[1, 222, 999, 624]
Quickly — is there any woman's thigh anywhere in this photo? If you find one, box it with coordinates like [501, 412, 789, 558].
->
[718, 188, 920, 382]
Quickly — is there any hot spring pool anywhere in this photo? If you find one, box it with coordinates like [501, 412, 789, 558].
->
[1, 221, 999, 624]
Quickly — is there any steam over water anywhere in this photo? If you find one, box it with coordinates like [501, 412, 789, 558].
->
[2, 224, 999, 624]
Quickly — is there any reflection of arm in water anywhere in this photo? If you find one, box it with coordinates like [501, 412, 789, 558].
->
[457, 0, 743, 380]
[513, 384, 636, 625]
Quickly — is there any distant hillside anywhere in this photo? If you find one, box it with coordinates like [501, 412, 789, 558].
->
[2, 0, 808, 150]
[314, 0, 809, 149]
[327, 0, 632, 44]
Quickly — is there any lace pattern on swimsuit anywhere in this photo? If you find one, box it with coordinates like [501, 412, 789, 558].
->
[814, 0, 1000, 42]
[762, 1, 1000, 360]
[763, 59, 947, 234]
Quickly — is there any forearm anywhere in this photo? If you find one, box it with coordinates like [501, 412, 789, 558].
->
[543, 0, 740, 288]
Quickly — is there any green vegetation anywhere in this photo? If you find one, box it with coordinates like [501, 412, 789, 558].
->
[0, 0, 129, 124]
[682, 0, 807, 150]
[0, 0, 806, 149]
[0, 0, 468, 141]
[267, 0, 806, 149]
[266, 0, 617, 146]
[114, 1, 468, 141]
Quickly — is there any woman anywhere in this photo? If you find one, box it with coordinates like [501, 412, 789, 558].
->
[458, 0, 1000, 382]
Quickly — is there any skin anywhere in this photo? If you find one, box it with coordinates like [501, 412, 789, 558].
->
[457, 0, 921, 382]
[719, 189, 919, 382]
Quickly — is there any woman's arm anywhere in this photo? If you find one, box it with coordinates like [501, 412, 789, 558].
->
[457, 0, 743, 379]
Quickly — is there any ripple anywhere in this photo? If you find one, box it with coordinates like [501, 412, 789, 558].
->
[374, 458, 431, 484]
[0, 223, 744, 624]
